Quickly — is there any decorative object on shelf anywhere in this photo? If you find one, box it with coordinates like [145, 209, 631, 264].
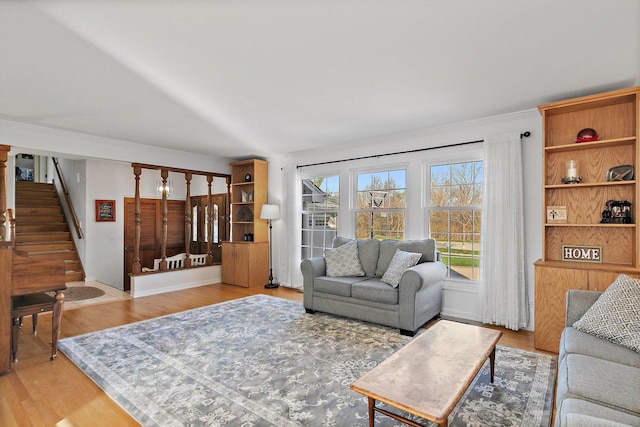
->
[244, 233, 254, 241]
[600, 200, 633, 224]
[260, 204, 280, 289]
[96, 200, 116, 222]
[575, 128, 599, 143]
[561, 159, 582, 184]
[562, 245, 602, 263]
[237, 206, 253, 222]
[241, 189, 253, 202]
[156, 179, 173, 197]
[606, 165, 634, 181]
[244, 173, 252, 182]
[546, 206, 567, 224]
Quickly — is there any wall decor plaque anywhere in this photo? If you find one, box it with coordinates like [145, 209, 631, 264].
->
[562, 245, 602, 263]
[546, 206, 567, 224]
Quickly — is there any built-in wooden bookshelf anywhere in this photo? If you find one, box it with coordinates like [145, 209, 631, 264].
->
[534, 86, 640, 352]
[221, 159, 269, 287]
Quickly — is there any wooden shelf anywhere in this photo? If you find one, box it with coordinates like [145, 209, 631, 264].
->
[545, 180, 635, 189]
[544, 136, 635, 153]
[545, 223, 635, 228]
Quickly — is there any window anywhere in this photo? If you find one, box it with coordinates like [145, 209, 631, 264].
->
[429, 161, 482, 281]
[301, 175, 339, 259]
[355, 169, 406, 240]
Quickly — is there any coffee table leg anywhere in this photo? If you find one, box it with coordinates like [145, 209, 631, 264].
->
[489, 346, 496, 383]
[368, 397, 375, 427]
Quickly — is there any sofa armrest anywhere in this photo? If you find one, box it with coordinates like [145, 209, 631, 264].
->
[399, 261, 447, 294]
[565, 289, 603, 326]
[300, 257, 326, 310]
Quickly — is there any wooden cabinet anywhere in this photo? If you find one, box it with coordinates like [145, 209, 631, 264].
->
[534, 86, 640, 352]
[222, 159, 269, 287]
[221, 242, 269, 287]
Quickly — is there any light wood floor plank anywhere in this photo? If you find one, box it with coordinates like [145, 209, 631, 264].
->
[0, 284, 553, 426]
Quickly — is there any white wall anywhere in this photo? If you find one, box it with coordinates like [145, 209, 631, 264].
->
[281, 110, 543, 329]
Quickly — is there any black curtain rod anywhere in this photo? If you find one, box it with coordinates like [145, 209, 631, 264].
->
[296, 131, 531, 169]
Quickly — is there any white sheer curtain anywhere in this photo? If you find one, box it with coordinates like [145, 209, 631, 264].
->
[480, 131, 528, 330]
[276, 165, 302, 288]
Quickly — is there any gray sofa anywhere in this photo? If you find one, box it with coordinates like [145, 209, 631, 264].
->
[300, 237, 447, 336]
[555, 290, 640, 426]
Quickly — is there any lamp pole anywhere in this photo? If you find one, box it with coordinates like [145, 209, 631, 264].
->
[265, 218, 278, 289]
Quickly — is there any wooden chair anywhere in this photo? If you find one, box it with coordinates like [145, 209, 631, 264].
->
[11, 293, 62, 362]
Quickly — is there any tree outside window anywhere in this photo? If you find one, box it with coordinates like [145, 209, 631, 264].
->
[429, 161, 482, 281]
[356, 169, 406, 240]
[301, 176, 339, 259]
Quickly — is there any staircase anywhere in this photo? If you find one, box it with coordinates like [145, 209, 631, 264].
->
[14, 181, 84, 283]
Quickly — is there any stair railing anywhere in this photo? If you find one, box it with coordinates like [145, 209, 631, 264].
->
[52, 158, 83, 239]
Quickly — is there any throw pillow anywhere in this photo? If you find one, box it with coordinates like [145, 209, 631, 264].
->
[381, 249, 422, 288]
[324, 241, 365, 277]
[573, 274, 640, 353]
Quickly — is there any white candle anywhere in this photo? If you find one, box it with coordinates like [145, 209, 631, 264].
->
[566, 160, 578, 178]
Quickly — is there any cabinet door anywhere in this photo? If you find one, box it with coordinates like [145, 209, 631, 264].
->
[534, 266, 588, 352]
[221, 243, 235, 285]
[234, 244, 250, 287]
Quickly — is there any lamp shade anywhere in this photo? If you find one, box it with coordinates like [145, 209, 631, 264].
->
[260, 204, 280, 220]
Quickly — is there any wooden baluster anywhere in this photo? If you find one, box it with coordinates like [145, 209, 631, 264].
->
[159, 169, 169, 271]
[184, 173, 192, 268]
[206, 175, 213, 265]
[132, 166, 142, 274]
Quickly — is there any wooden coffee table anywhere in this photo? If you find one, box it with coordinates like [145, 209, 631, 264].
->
[350, 320, 502, 427]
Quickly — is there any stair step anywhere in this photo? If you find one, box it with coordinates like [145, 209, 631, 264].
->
[65, 271, 84, 282]
[23, 250, 80, 261]
[15, 231, 72, 243]
[15, 190, 58, 199]
[17, 223, 70, 233]
[15, 206, 63, 216]
[16, 197, 61, 206]
[15, 214, 66, 223]
[15, 181, 55, 191]
[16, 241, 75, 252]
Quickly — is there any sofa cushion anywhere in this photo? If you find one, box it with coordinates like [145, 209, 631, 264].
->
[333, 237, 379, 277]
[557, 354, 640, 415]
[560, 327, 640, 368]
[314, 276, 367, 297]
[557, 399, 640, 427]
[397, 239, 438, 263]
[375, 240, 400, 277]
[324, 241, 365, 277]
[381, 249, 422, 287]
[351, 278, 399, 305]
[573, 274, 640, 353]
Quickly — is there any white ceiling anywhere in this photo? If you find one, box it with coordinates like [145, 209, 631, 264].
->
[1, 0, 639, 159]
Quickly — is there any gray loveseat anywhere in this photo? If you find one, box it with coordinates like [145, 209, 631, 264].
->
[555, 289, 640, 426]
[300, 237, 447, 336]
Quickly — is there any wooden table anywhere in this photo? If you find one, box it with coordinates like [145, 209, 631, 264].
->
[350, 320, 502, 427]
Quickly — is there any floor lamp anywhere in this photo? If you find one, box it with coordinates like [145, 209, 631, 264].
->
[260, 204, 280, 289]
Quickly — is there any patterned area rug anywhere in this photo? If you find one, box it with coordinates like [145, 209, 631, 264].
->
[59, 295, 556, 426]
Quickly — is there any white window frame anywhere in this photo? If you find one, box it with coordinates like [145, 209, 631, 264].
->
[424, 148, 483, 285]
[301, 173, 340, 259]
[353, 165, 407, 241]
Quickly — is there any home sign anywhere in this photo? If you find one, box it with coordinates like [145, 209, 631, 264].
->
[562, 245, 602, 263]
